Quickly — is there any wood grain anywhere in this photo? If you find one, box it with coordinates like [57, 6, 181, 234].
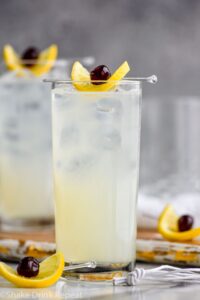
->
[0, 229, 55, 243]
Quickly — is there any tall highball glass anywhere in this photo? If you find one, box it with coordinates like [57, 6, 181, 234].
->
[51, 79, 141, 274]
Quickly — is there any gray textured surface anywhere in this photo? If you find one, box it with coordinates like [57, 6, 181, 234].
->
[1, 0, 200, 96]
[1, 263, 200, 299]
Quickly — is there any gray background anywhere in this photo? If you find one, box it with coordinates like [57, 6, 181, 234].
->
[0, 0, 200, 96]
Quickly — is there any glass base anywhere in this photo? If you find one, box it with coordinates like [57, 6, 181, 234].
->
[62, 261, 135, 282]
[0, 217, 54, 232]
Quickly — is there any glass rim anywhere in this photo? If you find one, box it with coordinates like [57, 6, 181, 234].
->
[44, 75, 157, 85]
[0, 59, 69, 77]
[0, 56, 95, 66]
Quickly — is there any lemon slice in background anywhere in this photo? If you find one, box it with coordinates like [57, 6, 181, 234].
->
[0, 252, 64, 288]
[30, 44, 58, 76]
[158, 204, 200, 241]
[3, 44, 24, 75]
[71, 61, 130, 92]
[3, 44, 58, 77]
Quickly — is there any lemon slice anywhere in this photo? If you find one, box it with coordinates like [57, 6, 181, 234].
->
[30, 44, 58, 76]
[71, 61, 130, 92]
[3, 44, 25, 75]
[158, 204, 200, 241]
[0, 252, 64, 288]
[3, 44, 58, 77]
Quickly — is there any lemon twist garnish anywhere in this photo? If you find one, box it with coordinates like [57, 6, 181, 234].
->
[0, 252, 64, 288]
[158, 204, 200, 241]
[71, 61, 130, 92]
[3, 44, 58, 77]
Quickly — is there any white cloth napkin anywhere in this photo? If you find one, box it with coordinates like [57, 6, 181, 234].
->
[137, 193, 200, 229]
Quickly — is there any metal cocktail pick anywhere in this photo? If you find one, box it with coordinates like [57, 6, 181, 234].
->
[126, 75, 158, 84]
[63, 261, 96, 272]
[62, 261, 200, 286]
[43, 75, 158, 85]
[113, 265, 200, 286]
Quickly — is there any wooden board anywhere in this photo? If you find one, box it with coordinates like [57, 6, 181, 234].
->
[1, 228, 200, 266]
[0, 228, 55, 243]
[137, 229, 200, 266]
[0, 228, 155, 243]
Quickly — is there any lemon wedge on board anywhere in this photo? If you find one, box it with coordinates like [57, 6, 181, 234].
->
[158, 204, 200, 241]
[0, 252, 64, 288]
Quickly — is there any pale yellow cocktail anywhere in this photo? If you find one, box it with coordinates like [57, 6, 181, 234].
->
[52, 78, 141, 271]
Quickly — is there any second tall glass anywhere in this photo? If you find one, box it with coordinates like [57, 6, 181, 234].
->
[0, 77, 54, 229]
[0, 58, 94, 231]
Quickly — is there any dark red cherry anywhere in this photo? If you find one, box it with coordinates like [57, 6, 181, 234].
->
[21, 47, 40, 67]
[178, 215, 194, 232]
[90, 65, 111, 85]
[17, 256, 40, 278]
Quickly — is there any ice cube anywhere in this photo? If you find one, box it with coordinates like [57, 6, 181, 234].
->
[0, 69, 33, 82]
[92, 128, 121, 150]
[53, 90, 74, 111]
[0, 71, 17, 81]
[60, 126, 79, 146]
[96, 98, 122, 120]
[103, 129, 121, 150]
[65, 154, 95, 172]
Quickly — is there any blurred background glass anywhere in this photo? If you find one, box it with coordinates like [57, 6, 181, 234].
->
[140, 97, 200, 201]
[0, 59, 94, 231]
[0, 70, 54, 229]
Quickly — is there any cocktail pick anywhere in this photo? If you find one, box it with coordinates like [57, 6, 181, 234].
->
[113, 265, 200, 286]
[64, 261, 96, 271]
[43, 75, 158, 85]
[126, 75, 158, 84]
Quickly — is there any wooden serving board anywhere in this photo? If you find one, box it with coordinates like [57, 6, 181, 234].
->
[0, 228, 151, 243]
[0, 228, 55, 243]
[0, 228, 55, 262]
[137, 229, 200, 266]
[1, 228, 200, 266]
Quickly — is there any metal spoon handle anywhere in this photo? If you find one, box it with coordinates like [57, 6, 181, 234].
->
[127, 75, 158, 83]
[64, 261, 96, 271]
[43, 75, 157, 84]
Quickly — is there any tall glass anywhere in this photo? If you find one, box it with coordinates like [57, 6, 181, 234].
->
[0, 76, 54, 229]
[0, 58, 94, 231]
[140, 97, 200, 202]
[51, 80, 141, 273]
